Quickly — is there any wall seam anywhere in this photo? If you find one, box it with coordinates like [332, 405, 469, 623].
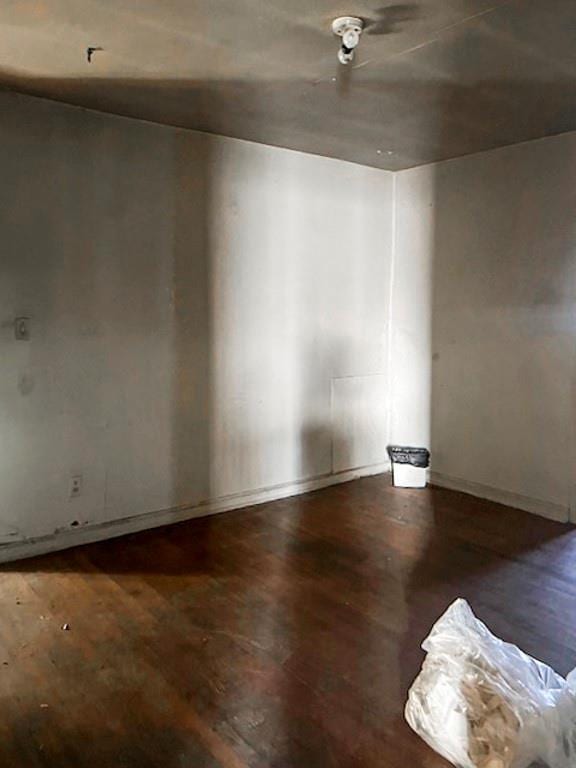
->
[386, 172, 398, 446]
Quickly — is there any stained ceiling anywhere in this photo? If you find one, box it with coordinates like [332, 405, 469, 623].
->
[1, 0, 576, 170]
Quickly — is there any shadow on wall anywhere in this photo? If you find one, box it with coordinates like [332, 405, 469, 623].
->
[169, 131, 213, 511]
[167, 135, 354, 513]
[0, 80, 395, 543]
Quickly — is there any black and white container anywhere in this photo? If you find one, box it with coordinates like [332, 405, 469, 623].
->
[387, 446, 430, 488]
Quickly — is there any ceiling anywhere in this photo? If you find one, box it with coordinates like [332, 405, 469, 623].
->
[1, 0, 576, 170]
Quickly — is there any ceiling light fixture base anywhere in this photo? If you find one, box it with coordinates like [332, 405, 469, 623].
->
[332, 16, 364, 65]
[331, 17, 363, 37]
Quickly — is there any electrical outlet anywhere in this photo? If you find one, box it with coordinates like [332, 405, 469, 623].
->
[69, 475, 82, 499]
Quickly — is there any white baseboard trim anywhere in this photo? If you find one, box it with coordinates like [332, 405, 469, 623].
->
[429, 471, 570, 524]
[0, 461, 391, 565]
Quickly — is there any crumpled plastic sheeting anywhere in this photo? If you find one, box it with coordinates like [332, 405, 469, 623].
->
[405, 599, 576, 768]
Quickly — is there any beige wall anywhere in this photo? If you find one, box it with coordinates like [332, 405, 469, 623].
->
[0, 92, 394, 548]
[5, 87, 573, 555]
[391, 133, 576, 521]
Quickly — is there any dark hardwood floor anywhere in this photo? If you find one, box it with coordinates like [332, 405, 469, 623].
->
[1, 474, 575, 767]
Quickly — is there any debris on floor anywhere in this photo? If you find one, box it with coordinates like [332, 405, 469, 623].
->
[61, 623, 70, 631]
[405, 599, 576, 768]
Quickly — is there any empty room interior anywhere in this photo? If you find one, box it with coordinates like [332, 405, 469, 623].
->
[2, 1, 576, 766]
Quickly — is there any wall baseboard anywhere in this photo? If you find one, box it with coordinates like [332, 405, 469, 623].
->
[429, 471, 570, 524]
[0, 462, 391, 565]
[6, 464, 566, 565]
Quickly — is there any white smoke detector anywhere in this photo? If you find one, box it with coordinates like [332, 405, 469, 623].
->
[332, 16, 364, 65]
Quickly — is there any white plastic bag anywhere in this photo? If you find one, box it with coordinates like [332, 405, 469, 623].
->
[405, 599, 576, 768]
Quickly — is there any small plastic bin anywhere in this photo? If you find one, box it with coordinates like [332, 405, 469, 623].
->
[387, 445, 430, 488]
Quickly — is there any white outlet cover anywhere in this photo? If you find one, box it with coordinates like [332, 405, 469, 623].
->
[69, 475, 82, 498]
